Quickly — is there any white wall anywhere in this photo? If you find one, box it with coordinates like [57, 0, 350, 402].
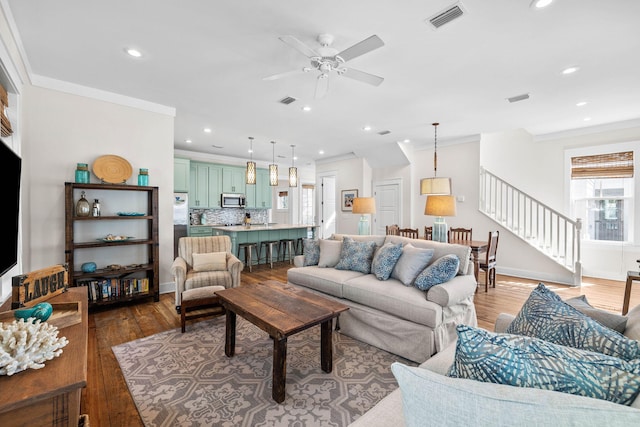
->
[21, 84, 175, 291]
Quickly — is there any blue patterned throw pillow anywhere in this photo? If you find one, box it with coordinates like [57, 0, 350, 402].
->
[506, 283, 640, 361]
[334, 237, 377, 274]
[302, 239, 320, 266]
[448, 325, 640, 406]
[414, 254, 460, 291]
[371, 242, 403, 280]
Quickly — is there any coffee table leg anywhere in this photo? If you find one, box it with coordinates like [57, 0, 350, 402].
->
[273, 336, 287, 403]
[321, 319, 333, 373]
[225, 310, 236, 357]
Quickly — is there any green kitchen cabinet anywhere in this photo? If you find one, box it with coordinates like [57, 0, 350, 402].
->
[255, 168, 272, 209]
[189, 162, 222, 208]
[222, 166, 246, 195]
[174, 158, 190, 192]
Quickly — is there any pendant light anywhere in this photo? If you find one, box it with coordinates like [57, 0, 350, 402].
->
[289, 144, 298, 187]
[246, 136, 256, 185]
[269, 141, 278, 186]
[420, 122, 451, 195]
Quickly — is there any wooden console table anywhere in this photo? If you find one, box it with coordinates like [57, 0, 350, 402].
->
[0, 287, 88, 426]
[623, 271, 640, 315]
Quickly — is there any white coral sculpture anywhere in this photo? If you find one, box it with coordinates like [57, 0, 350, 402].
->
[0, 317, 69, 376]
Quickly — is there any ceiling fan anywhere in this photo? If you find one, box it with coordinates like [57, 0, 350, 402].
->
[263, 33, 385, 98]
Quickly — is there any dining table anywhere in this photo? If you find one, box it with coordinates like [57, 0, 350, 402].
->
[449, 239, 488, 284]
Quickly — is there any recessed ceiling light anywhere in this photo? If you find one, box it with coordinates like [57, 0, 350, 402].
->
[125, 48, 142, 58]
[403, 139, 411, 143]
[204, 128, 212, 133]
[584, 117, 592, 122]
[185, 139, 192, 143]
[530, 0, 554, 9]
[362, 125, 372, 131]
[302, 106, 311, 112]
[562, 66, 580, 75]
[576, 101, 588, 107]
[319, 150, 325, 155]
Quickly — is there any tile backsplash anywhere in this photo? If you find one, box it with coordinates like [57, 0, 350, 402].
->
[190, 208, 268, 225]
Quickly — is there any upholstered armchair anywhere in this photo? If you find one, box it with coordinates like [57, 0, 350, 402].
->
[171, 235, 243, 312]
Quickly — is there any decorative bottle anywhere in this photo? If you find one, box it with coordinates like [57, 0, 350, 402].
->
[75, 163, 90, 183]
[92, 199, 101, 217]
[138, 168, 149, 186]
[76, 191, 91, 217]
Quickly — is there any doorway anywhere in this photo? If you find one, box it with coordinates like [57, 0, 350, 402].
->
[318, 173, 336, 238]
[374, 179, 401, 235]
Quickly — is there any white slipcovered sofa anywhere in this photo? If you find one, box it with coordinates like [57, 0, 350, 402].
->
[287, 233, 478, 363]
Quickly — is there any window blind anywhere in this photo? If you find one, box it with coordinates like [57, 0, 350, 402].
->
[571, 151, 634, 179]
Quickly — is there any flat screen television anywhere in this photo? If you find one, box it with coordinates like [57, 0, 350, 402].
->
[1, 139, 21, 277]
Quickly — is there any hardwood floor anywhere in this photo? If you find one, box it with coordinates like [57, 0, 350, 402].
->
[83, 263, 639, 426]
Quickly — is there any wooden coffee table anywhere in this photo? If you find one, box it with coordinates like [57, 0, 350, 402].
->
[215, 280, 349, 403]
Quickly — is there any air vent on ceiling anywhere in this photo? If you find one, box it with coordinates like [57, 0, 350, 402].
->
[507, 93, 530, 103]
[427, 2, 466, 29]
[211, 145, 224, 149]
[279, 96, 297, 105]
[378, 130, 391, 135]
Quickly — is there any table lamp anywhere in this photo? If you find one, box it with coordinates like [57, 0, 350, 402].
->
[424, 195, 456, 242]
[352, 197, 376, 235]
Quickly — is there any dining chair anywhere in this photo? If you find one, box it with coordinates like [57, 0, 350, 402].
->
[386, 224, 400, 235]
[398, 227, 419, 239]
[448, 227, 472, 242]
[424, 226, 433, 240]
[478, 230, 500, 292]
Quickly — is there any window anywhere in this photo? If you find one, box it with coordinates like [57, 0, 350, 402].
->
[301, 184, 314, 225]
[570, 151, 634, 242]
[277, 191, 288, 210]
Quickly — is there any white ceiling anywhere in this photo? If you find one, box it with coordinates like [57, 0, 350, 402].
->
[5, 0, 640, 167]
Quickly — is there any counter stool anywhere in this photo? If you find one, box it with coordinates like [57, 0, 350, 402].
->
[259, 240, 279, 268]
[295, 237, 305, 255]
[279, 238, 295, 264]
[237, 242, 257, 272]
[180, 286, 225, 333]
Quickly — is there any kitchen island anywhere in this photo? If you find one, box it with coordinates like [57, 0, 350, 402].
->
[211, 224, 318, 262]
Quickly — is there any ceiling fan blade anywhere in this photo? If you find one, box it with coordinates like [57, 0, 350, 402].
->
[336, 35, 384, 62]
[262, 68, 304, 81]
[340, 67, 384, 86]
[279, 35, 319, 58]
[315, 74, 329, 99]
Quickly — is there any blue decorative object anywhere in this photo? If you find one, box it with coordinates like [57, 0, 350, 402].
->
[14, 302, 54, 322]
[81, 262, 97, 273]
[334, 236, 377, 274]
[302, 239, 320, 266]
[138, 168, 149, 186]
[414, 254, 460, 291]
[505, 283, 640, 361]
[371, 242, 403, 280]
[448, 325, 640, 406]
[75, 163, 90, 183]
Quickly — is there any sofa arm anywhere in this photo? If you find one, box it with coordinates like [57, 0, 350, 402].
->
[226, 253, 244, 288]
[171, 257, 188, 306]
[427, 275, 477, 307]
[494, 313, 515, 333]
[293, 255, 305, 268]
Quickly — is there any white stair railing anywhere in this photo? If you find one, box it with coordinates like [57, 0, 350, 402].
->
[479, 167, 582, 285]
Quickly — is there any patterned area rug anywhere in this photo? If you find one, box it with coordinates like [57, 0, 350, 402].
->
[112, 316, 414, 427]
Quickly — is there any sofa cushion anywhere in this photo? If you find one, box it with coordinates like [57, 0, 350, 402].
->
[371, 242, 403, 280]
[448, 325, 640, 406]
[414, 254, 460, 291]
[335, 236, 377, 274]
[287, 266, 364, 298]
[342, 274, 442, 328]
[565, 294, 627, 333]
[391, 244, 434, 286]
[302, 239, 320, 266]
[192, 251, 227, 272]
[505, 283, 640, 361]
[384, 235, 470, 276]
[318, 239, 342, 268]
[392, 362, 640, 427]
[626, 304, 640, 341]
[330, 233, 387, 247]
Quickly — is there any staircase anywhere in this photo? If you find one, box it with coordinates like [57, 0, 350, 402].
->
[479, 167, 582, 285]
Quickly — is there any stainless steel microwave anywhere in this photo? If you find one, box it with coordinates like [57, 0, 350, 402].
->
[221, 193, 246, 208]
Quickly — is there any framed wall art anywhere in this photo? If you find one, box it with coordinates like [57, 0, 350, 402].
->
[341, 189, 358, 211]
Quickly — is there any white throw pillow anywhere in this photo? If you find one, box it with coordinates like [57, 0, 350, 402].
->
[318, 239, 342, 268]
[192, 252, 227, 272]
[391, 244, 434, 286]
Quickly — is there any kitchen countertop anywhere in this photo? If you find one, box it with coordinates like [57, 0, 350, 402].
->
[211, 223, 317, 232]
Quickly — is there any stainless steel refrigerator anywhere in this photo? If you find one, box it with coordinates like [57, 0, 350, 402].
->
[173, 193, 189, 258]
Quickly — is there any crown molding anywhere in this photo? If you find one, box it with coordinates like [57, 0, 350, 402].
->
[532, 118, 640, 142]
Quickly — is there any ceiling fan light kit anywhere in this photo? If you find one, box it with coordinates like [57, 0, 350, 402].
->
[264, 33, 385, 98]
[420, 122, 452, 196]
